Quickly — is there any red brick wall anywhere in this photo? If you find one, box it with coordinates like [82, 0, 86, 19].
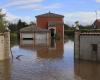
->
[37, 40, 64, 58]
[36, 17, 64, 39]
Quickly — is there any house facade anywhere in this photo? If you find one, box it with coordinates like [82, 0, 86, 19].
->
[20, 12, 64, 46]
[35, 12, 64, 39]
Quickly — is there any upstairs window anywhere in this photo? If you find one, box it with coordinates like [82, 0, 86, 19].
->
[48, 22, 56, 27]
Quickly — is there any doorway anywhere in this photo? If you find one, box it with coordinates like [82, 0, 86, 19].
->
[49, 28, 55, 38]
[91, 44, 98, 61]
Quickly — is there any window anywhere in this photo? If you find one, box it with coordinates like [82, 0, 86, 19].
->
[23, 38, 33, 40]
[48, 22, 56, 27]
[91, 44, 97, 51]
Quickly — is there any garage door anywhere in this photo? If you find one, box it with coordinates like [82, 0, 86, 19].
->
[35, 33, 47, 40]
[35, 33, 47, 44]
[22, 33, 33, 38]
[21, 33, 33, 44]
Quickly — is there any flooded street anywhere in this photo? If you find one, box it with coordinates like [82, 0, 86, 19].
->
[0, 38, 100, 80]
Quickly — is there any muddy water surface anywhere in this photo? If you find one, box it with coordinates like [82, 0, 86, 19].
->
[0, 39, 100, 80]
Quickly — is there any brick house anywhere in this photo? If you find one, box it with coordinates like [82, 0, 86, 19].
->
[35, 12, 64, 39]
[93, 19, 100, 29]
[20, 12, 64, 46]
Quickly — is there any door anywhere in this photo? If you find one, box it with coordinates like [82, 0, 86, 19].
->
[50, 29, 55, 38]
[91, 44, 98, 61]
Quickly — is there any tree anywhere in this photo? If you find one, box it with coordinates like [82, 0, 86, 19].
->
[64, 24, 74, 30]
[8, 23, 17, 32]
[16, 19, 28, 31]
[64, 24, 70, 30]
[16, 19, 28, 40]
[0, 9, 6, 32]
[30, 21, 36, 25]
[79, 25, 92, 29]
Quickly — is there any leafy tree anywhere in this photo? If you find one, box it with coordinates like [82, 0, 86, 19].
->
[8, 20, 28, 33]
[0, 9, 6, 32]
[16, 19, 28, 40]
[8, 23, 17, 32]
[16, 19, 28, 31]
[30, 21, 36, 25]
[64, 24, 75, 30]
[64, 24, 71, 30]
[79, 25, 93, 30]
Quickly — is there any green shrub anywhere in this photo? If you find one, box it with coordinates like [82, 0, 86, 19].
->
[64, 30, 74, 36]
[10, 32, 18, 45]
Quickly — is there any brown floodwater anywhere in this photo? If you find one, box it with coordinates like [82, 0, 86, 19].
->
[1, 39, 100, 80]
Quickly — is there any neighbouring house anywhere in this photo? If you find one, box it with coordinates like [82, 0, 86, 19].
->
[20, 12, 64, 46]
[93, 19, 100, 29]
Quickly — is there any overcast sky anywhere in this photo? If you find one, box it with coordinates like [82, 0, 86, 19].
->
[1, 0, 100, 26]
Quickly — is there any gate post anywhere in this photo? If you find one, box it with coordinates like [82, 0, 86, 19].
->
[0, 34, 5, 60]
[0, 26, 10, 60]
[74, 30, 80, 59]
[4, 27, 11, 60]
[74, 21, 80, 59]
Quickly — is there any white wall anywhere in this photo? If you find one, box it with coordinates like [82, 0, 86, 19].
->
[80, 35, 100, 61]
[22, 33, 33, 38]
[35, 33, 47, 40]
[22, 40, 33, 44]
[21, 32, 50, 45]
[0, 36, 5, 60]
[35, 33, 47, 45]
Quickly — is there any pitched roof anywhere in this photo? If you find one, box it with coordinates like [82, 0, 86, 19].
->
[94, 19, 100, 23]
[20, 24, 50, 32]
[35, 12, 64, 18]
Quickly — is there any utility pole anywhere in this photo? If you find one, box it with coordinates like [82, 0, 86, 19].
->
[95, 11, 98, 20]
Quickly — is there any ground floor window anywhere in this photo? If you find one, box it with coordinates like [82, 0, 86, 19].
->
[23, 38, 33, 40]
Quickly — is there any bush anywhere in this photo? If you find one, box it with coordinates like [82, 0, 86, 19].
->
[80, 29, 100, 33]
[10, 32, 18, 45]
[64, 30, 74, 36]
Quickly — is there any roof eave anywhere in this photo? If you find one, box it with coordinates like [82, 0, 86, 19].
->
[35, 16, 64, 18]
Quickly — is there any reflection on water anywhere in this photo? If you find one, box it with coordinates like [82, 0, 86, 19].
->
[37, 39, 64, 59]
[1, 38, 100, 80]
[20, 39, 64, 59]
[50, 39, 56, 48]
[0, 60, 11, 80]
[11, 39, 76, 80]
[75, 60, 100, 80]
